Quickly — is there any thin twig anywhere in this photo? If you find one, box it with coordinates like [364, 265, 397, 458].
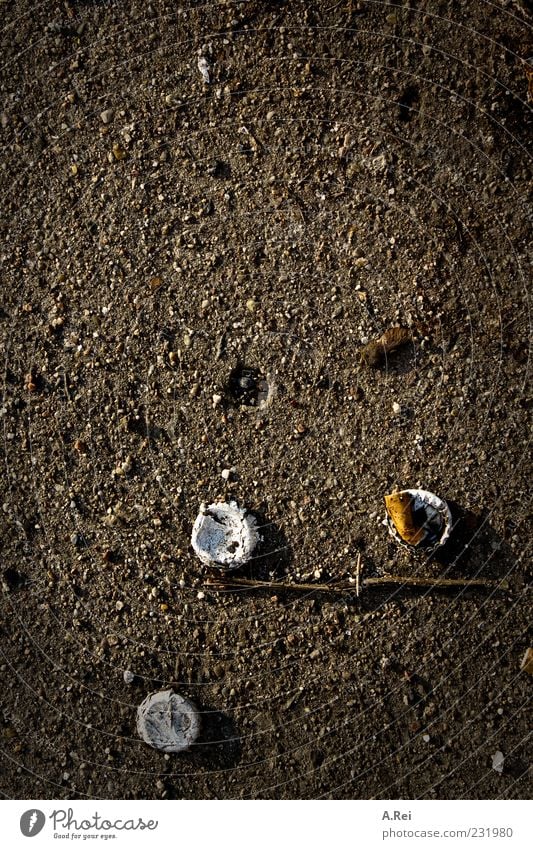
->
[355, 552, 361, 598]
[62, 370, 71, 402]
[364, 575, 508, 589]
[206, 576, 352, 594]
[205, 573, 507, 594]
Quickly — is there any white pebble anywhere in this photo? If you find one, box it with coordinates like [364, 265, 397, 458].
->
[197, 56, 210, 83]
[123, 670, 135, 684]
[422, 734, 430, 742]
[392, 401, 401, 415]
[197, 591, 205, 600]
[492, 751, 504, 773]
[221, 468, 231, 481]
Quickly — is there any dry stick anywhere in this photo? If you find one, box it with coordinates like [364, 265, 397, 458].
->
[355, 551, 361, 599]
[206, 574, 507, 594]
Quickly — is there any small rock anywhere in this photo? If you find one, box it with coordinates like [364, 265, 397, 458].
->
[422, 734, 430, 742]
[197, 56, 210, 83]
[112, 143, 126, 161]
[123, 670, 135, 684]
[492, 751, 505, 774]
[100, 109, 114, 124]
[197, 591, 205, 600]
[221, 468, 231, 481]
[212, 393, 222, 408]
[392, 401, 402, 415]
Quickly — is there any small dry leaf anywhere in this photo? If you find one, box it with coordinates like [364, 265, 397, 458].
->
[520, 647, 533, 674]
[361, 326, 411, 367]
[379, 326, 411, 350]
[149, 277, 163, 292]
[385, 491, 425, 546]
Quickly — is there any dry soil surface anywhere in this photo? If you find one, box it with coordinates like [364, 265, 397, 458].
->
[0, 0, 531, 799]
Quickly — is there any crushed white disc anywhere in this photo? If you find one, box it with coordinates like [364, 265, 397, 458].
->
[136, 689, 200, 753]
[384, 488, 452, 552]
[191, 500, 260, 568]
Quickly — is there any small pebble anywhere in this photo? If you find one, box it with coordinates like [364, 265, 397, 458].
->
[112, 143, 126, 160]
[492, 751, 504, 773]
[392, 401, 402, 415]
[100, 109, 114, 124]
[123, 670, 135, 684]
[422, 734, 430, 742]
[197, 56, 210, 83]
[197, 591, 205, 600]
[221, 468, 231, 481]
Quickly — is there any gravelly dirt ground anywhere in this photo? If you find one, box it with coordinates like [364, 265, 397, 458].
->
[0, 0, 531, 800]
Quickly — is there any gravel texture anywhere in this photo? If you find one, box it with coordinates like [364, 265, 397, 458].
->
[0, 0, 531, 800]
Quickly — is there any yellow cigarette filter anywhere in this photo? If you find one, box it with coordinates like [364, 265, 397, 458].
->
[384, 491, 426, 546]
